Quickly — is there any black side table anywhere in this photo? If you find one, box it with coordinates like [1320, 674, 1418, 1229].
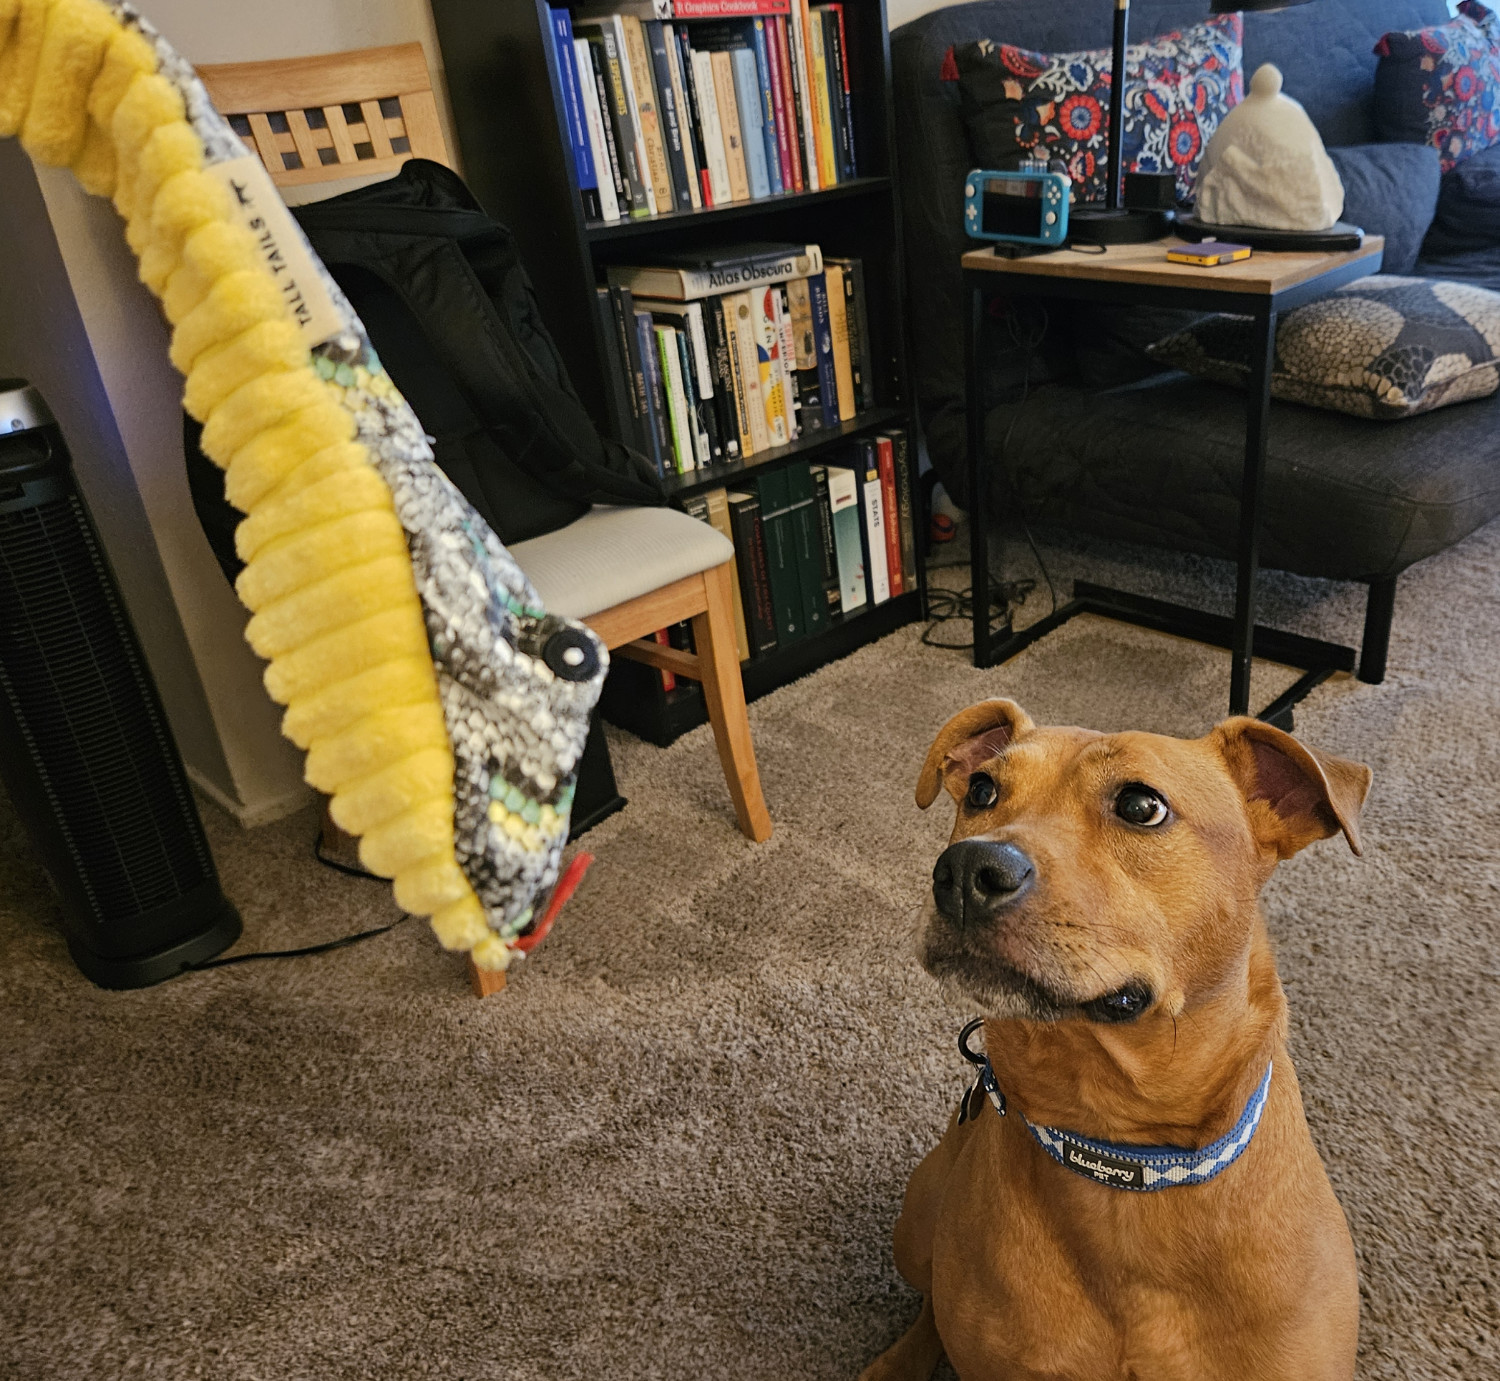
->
[962, 234, 1384, 725]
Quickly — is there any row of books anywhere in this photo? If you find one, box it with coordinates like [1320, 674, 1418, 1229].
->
[596, 242, 874, 475]
[547, 0, 858, 226]
[672, 431, 918, 670]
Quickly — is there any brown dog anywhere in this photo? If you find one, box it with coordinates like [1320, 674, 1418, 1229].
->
[862, 700, 1371, 1381]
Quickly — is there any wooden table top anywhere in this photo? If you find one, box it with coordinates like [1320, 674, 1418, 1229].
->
[961, 235, 1385, 296]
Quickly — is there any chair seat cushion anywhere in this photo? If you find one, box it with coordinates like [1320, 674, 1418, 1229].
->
[509, 505, 732, 622]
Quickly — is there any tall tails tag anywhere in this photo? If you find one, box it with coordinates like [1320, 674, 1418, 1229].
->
[202, 154, 347, 348]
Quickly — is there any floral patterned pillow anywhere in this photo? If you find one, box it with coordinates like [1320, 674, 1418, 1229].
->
[950, 14, 1244, 202]
[1374, 0, 1500, 172]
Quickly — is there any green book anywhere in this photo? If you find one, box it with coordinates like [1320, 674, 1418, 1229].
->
[785, 462, 829, 637]
[755, 467, 804, 646]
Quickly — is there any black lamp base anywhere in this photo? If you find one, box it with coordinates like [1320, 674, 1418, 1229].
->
[1068, 206, 1175, 246]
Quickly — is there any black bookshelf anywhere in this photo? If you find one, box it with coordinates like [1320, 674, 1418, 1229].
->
[429, 0, 918, 743]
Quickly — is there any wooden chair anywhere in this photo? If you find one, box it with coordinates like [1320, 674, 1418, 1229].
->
[197, 45, 773, 998]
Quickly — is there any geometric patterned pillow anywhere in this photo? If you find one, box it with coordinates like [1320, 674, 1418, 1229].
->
[1148, 277, 1500, 419]
[952, 13, 1244, 202]
[1374, 0, 1500, 172]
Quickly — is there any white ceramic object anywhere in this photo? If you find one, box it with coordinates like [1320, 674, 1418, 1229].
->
[1195, 64, 1345, 231]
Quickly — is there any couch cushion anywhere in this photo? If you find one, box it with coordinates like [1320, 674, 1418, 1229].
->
[1151, 277, 1500, 419]
[1374, 0, 1500, 170]
[1423, 140, 1500, 254]
[972, 372, 1500, 581]
[952, 14, 1243, 201]
[510, 505, 732, 624]
[1327, 144, 1441, 274]
[1417, 242, 1500, 293]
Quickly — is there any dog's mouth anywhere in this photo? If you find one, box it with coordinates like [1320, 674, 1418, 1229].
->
[920, 915, 1153, 1025]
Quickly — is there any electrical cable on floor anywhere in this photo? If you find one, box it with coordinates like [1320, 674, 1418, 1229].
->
[923, 299, 1060, 650]
[187, 832, 406, 970]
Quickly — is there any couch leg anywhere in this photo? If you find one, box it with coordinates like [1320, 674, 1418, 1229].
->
[1359, 575, 1397, 685]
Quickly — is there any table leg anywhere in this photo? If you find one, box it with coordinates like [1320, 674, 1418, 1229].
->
[1229, 305, 1276, 717]
[966, 275, 992, 667]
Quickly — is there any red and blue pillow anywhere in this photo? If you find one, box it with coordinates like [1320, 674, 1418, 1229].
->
[949, 13, 1244, 203]
[1375, 1, 1500, 172]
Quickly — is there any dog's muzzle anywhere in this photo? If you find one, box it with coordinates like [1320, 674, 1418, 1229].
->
[932, 839, 1035, 928]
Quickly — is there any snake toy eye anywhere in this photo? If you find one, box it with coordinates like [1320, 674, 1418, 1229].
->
[966, 774, 998, 810]
[1115, 785, 1169, 828]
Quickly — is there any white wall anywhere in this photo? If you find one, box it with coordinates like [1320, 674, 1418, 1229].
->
[0, 0, 453, 826]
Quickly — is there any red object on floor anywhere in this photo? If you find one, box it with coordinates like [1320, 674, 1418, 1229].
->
[513, 852, 594, 954]
[931, 512, 958, 544]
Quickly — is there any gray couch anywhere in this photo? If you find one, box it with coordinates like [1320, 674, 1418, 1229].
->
[892, 0, 1500, 679]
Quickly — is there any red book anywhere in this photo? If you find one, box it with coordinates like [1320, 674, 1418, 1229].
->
[763, 15, 798, 194]
[875, 435, 903, 597]
[652, 627, 676, 691]
[672, 0, 791, 16]
[830, 3, 852, 93]
[772, 16, 804, 191]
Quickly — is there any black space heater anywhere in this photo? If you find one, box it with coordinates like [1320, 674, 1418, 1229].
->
[0, 381, 240, 987]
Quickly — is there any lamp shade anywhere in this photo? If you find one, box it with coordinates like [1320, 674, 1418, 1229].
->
[1210, 1, 1317, 10]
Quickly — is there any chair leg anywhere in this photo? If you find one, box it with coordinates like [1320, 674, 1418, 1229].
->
[690, 562, 773, 842]
[1359, 575, 1397, 685]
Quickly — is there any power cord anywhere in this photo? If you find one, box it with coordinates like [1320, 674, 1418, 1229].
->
[187, 831, 407, 970]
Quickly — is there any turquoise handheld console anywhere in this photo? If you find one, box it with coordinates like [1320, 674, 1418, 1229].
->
[964, 168, 1071, 248]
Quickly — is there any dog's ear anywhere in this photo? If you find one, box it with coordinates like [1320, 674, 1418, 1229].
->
[1213, 717, 1371, 858]
[916, 699, 1034, 809]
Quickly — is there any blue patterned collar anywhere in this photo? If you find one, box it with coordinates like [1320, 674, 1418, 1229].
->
[956, 1018, 1273, 1192]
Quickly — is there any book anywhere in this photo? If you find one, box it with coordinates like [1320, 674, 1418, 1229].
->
[824, 261, 856, 421]
[575, 39, 622, 221]
[875, 433, 903, 597]
[575, 0, 673, 17]
[774, 283, 801, 438]
[821, 3, 856, 178]
[579, 23, 651, 216]
[756, 468, 804, 644]
[688, 48, 732, 206]
[808, 465, 843, 619]
[751, 284, 789, 447]
[749, 18, 783, 195]
[606, 241, 824, 300]
[673, 0, 792, 14]
[716, 294, 756, 456]
[859, 441, 891, 605]
[815, 7, 851, 181]
[827, 256, 873, 411]
[701, 296, 742, 459]
[583, 37, 632, 215]
[730, 46, 771, 200]
[727, 489, 778, 656]
[549, 10, 601, 222]
[805, 271, 840, 427]
[643, 299, 722, 463]
[646, 20, 694, 210]
[763, 16, 799, 193]
[671, 26, 711, 206]
[710, 49, 751, 203]
[610, 286, 652, 454]
[723, 290, 770, 453]
[636, 308, 672, 468]
[885, 429, 918, 597]
[786, 0, 820, 191]
[785, 462, 829, 638]
[785, 277, 823, 430]
[621, 15, 675, 214]
[594, 286, 636, 448]
[825, 464, 867, 613]
[776, 14, 808, 192]
[673, 322, 710, 466]
[805, 0, 838, 188]
[655, 324, 695, 472]
[703, 486, 751, 660]
[652, 626, 677, 691]
[661, 24, 702, 209]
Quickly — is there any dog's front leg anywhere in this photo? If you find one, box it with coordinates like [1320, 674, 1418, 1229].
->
[859, 1295, 944, 1381]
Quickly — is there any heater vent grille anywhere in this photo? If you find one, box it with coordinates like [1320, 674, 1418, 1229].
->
[0, 492, 215, 926]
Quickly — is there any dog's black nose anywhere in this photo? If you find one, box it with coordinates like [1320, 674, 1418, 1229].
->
[933, 840, 1035, 926]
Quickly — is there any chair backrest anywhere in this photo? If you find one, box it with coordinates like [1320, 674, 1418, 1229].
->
[197, 42, 451, 189]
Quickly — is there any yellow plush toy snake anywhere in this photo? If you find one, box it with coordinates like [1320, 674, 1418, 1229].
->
[0, 0, 609, 972]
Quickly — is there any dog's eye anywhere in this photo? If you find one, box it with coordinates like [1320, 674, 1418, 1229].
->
[966, 773, 998, 810]
[1115, 785, 1169, 827]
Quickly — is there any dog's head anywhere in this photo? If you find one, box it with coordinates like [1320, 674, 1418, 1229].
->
[915, 700, 1371, 1025]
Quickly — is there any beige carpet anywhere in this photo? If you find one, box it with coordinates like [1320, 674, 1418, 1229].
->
[2, 519, 1497, 1381]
